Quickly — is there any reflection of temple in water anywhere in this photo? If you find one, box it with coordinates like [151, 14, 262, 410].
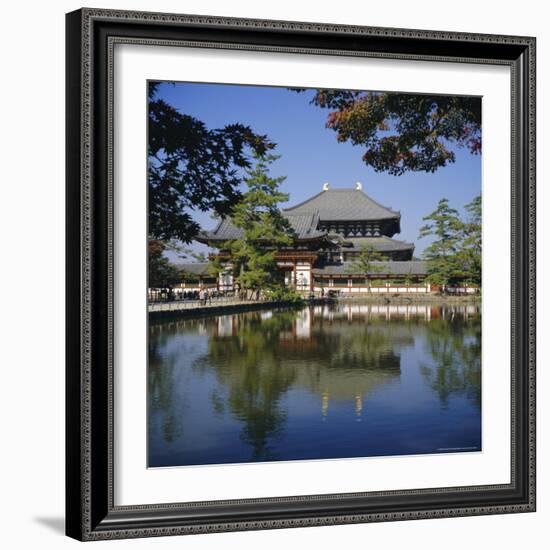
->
[212, 304, 478, 340]
[301, 352, 401, 419]
[312, 303, 478, 323]
[210, 306, 416, 419]
[149, 304, 481, 464]
[296, 307, 405, 419]
[151, 305, 479, 426]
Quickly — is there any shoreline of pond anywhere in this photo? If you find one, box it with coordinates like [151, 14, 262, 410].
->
[148, 298, 322, 321]
[148, 293, 480, 321]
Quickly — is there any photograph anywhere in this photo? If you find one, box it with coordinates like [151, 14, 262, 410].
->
[147, 81, 483, 468]
[61, 4, 536, 542]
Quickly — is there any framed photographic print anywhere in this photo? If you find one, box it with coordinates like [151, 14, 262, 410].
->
[66, 8, 536, 541]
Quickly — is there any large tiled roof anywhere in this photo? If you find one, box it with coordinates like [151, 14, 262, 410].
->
[343, 236, 414, 252]
[284, 188, 400, 221]
[284, 212, 326, 238]
[312, 261, 427, 276]
[197, 212, 327, 242]
[177, 260, 427, 278]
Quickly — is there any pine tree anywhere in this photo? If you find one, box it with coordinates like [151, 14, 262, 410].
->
[225, 154, 296, 299]
[457, 195, 482, 286]
[419, 198, 463, 288]
[350, 245, 386, 291]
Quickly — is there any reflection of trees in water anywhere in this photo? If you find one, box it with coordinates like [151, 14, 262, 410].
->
[149, 306, 481, 460]
[194, 311, 298, 460]
[149, 327, 184, 445]
[194, 309, 406, 459]
[420, 314, 481, 408]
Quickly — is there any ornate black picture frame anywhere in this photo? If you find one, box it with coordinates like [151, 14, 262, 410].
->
[66, 8, 536, 541]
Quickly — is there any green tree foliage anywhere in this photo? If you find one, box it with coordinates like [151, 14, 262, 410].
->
[419, 196, 481, 287]
[419, 198, 462, 286]
[192, 309, 402, 458]
[297, 89, 481, 175]
[148, 82, 274, 243]
[420, 314, 481, 408]
[222, 153, 296, 298]
[148, 240, 182, 290]
[200, 311, 299, 459]
[457, 195, 482, 285]
[350, 244, 386, 290]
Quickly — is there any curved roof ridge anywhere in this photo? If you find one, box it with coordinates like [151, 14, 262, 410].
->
[377, 235, 413, 245]
[197, 210, 328, 242]
[284, 187, 400, 221]
[283, 190, 326, 212]
[355, 189, 400, 216]
[348, 235, 414, 245]
[284, 210, 321, 229]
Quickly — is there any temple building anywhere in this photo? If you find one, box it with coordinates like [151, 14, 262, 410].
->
[185, 182, 429, 294]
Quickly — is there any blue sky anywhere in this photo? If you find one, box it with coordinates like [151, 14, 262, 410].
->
[154, 81, 481, 259]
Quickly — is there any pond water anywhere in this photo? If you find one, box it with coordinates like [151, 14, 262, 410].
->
[148, 303, 481, 467]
